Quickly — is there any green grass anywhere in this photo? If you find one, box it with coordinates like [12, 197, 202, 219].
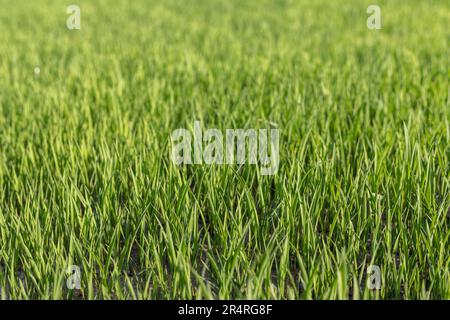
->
[0, 0, 449, 299]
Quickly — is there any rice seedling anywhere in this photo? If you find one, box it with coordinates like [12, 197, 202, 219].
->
[0, 0, 448, 299]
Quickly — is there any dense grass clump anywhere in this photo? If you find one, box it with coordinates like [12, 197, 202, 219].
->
[0, 0, 449, 299]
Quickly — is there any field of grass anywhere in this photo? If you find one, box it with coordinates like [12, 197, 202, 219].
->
[0, 0, 449, 299]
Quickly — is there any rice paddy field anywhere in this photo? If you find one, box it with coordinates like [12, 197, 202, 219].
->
[0, 0, 449, 300]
